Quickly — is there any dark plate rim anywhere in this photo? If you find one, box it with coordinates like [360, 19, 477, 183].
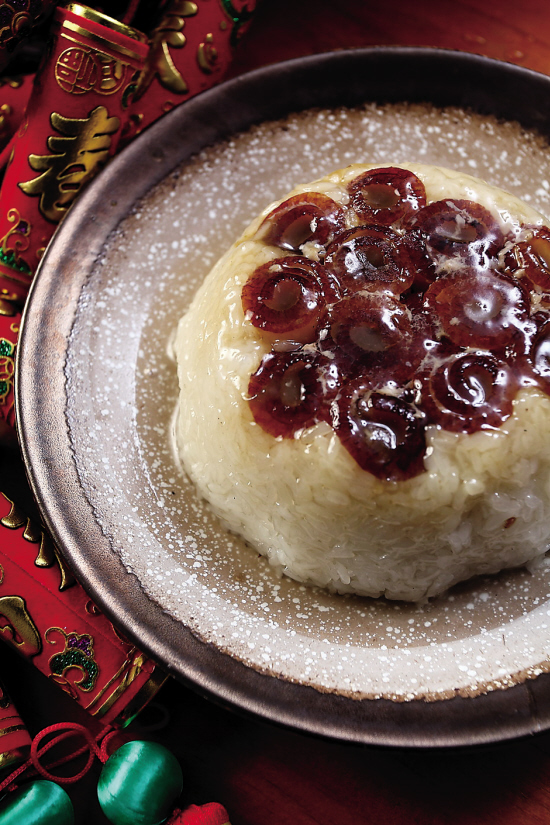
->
[16, 46, 550, 748]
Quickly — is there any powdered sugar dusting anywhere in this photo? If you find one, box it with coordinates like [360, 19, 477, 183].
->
[66, 103, 550, 700]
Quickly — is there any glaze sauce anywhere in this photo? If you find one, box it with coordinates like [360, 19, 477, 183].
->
[243, 167, 550, 481]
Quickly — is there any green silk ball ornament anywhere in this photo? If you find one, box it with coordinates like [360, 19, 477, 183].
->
[97, 740, 184, 825]
[0, 779, 74, 825]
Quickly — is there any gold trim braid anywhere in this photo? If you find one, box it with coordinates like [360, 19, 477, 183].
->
[62, 4, 147, 42]
[112, 667, 169, 729]
[0, 747, 28, 770]
[61, 23, 145, 63]
[0, 723, 26, 736]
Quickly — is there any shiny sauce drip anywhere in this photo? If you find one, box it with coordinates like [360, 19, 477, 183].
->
[242, 167, 550, 481]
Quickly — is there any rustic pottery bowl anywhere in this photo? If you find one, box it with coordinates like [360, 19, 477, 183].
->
[17, 48, 550, 746]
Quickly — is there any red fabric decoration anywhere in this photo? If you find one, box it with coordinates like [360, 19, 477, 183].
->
[0, 5, 148, 288]
[0, 492, 167, 727]
[167, 802, 231, 825]
[0, 4, 262, 443]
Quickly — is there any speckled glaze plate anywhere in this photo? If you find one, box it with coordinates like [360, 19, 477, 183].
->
[17, 48, 550, 746]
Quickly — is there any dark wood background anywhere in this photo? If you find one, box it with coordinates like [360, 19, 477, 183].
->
[6, 0, 550, 822]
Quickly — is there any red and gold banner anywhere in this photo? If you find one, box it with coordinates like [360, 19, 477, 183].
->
[0, 3, 148, 294]
[0, 492, 167, 728]
[0, 676, 31, 773]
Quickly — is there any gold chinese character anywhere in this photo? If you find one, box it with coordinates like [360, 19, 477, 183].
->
[19, 106, 120, 223]
[134, 1, 198, 100]
[55, 48, 98, 94]
[95, 53, 127, 95]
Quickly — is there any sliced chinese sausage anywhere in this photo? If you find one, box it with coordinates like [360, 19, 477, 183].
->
[336, 381, 427, 481]
[424, 267, 530, 351]
[407, 199, 505, 264]
[241, 256, 340, 340]
[327, 292, 411, 358]
[175, 157, 550, 604]
[424, 352, 517, 433]
[504, 225, 550, 292]
[322, 292, 423, 385]
[324, 225, 416, 294]
[242, 166, 550, 480]
[247, 350, 340, 438]
[260, 192, 346, 251]
[347, 166, 426, 226]
[401, 232, 438, 292]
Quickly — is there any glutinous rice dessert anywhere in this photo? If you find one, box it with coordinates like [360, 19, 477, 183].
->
[174, 162, 550, 601]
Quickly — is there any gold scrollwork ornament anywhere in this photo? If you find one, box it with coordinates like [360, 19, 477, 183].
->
[0, 594, 42, 657]
[0, 207, 32, 274]
[0, 291, 20, 317]
[0, 493, 75, 591]
[55, 47, 129, 97]
[47, 628, 99, 695]
[197, 33, 218, 74]
[0, 338, 15, 410]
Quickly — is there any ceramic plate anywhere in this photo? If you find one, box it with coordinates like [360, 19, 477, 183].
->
[17, 48, 550, 746]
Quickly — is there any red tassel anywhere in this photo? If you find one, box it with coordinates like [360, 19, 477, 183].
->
[167, 802, 231, 825]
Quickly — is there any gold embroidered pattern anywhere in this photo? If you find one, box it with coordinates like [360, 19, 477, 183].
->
[197, 33, 218, 74]
[47, 628, 99, 695]
[0, 591, 42, 657]
[55, 46, 129, 96]
[0, 291, 20, 317]
[19, 106, 120, 223]
[0, 494, 25, 530]
[0, 208, 32, 274]
[0, 493, 75, 591]
[0, 722, 27, 737]
[85, 648, 146, 718]
[0, 338, 15, 419]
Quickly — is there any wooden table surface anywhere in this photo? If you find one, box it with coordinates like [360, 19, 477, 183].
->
[6, 1, 550, 823]
[229, 0, 550, 78]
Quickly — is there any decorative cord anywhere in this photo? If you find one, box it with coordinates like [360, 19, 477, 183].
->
[0, 721, 118, 794]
